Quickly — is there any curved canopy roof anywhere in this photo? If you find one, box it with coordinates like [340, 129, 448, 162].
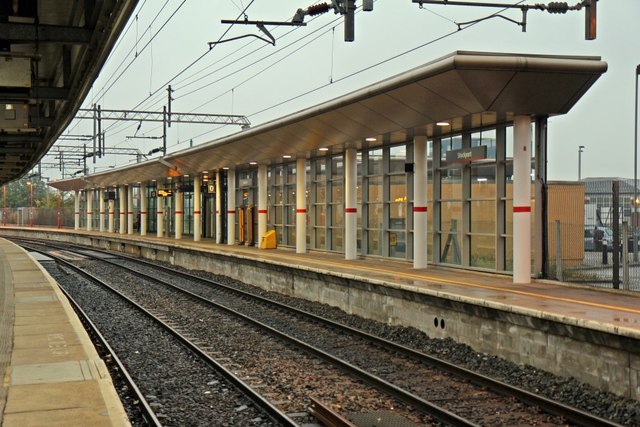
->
[49, 50, 607, 192]
[0, 0, 138, 185]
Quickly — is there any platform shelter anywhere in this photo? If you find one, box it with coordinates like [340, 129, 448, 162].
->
[49, 51, 608, 284]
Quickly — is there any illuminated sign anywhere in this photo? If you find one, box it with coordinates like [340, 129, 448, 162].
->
[157, 189, 173, 197]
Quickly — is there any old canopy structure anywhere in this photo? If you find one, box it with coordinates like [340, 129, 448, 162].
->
[0, 0, 138, 185]
[49, 51, 608, 283]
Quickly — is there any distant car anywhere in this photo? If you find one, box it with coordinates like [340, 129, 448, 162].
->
[584, 226, 613, 252]
[583, 226, 640, 252]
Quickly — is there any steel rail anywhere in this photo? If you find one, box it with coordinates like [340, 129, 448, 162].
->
[56, 282, 162, 427]
[95, 247, 622, 427]
[79, 252, 480, 426]
[32, 247, 298, 427]
[14, 237, 624, 427]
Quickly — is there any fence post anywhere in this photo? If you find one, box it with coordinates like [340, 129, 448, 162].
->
[613, 181, 620, 289]
[623, 222, 630, 290]
[555, 220, 563, 282]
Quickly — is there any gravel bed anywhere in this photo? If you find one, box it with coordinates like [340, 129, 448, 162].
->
[44, 261, 282, 427]
[81, 259, 437, 426]
[111, 258, 570, 425]
[150, 258, 640, 426]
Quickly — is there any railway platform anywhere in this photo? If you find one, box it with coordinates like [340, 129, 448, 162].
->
[1, 226, 640, 402]
[0, 237, 130, 426]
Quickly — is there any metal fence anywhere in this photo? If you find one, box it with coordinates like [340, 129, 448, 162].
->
[547, 181, 640, 291]
[0, 207, 75, 229]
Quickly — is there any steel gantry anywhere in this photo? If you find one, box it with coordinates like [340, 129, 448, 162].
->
[72, 105, 251, 159]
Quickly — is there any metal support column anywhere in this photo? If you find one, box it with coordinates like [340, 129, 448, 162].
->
[119, 186, 126, 234]
[175, 190, 183, 240]
[156, 194, 164, 238]
[127, 185, 134, 235]
[227, 169, 236, 245]
[296, 157, 307, 253]
[86, 189, 93, 231]
[345, 148, 357, 260]
[513, 115, 532, 284]
[99, 188, 105, 232]
[216, 170, 223, 244]
[140, 183, 147, 236]
[108, 198, 114, 233]
[413, 135, 428, 269]
[194, 176, 201, 241]
[74, 190, 80, 230]
[258, 164, 268, 246]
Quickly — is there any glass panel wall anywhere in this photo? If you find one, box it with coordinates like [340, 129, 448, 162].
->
[366, 149, 383, 255]
[313, 158, 327, 249]
[388, 145, 407, 258]
[285, 163, 296, 245]
[269, 166, 284, 244]
[147, 182, 157, 233]
[329, 155, 344, 251]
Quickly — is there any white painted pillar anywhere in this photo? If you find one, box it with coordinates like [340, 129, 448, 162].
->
[156, 194, 164, 238]
[119, 186, 126, 234]
[296, 158, 307, 253]
[513, 115, 532, 284]
[175, 191, 183, 240]
[227, 169, 236, 245]
[74, 190, 80, 230]
[216, 170, 222, 244]
[127, 185, 134, 235]
[194, 176, 202, 242]
[99, 189, 105, 232]
[86, 189, 93, 231]
[345, 148, 357, 260]
[108, 199, 114, 233]
[140, 183, 147, 236]
[413, 135, 428, 269]
[258, 164, 268, 246]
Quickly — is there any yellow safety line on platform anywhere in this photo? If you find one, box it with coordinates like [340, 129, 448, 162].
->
[294, 256, 640, 316]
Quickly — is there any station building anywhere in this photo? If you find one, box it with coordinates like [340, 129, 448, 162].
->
[49, 51, 607, 284]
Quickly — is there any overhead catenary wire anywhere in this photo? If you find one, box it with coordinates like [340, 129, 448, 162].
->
[167, 0, 523, 149]
[99, 0, 261, 145]
[107, 6, 344, 146]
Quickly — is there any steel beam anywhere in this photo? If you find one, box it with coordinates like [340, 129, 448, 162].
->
[0, 22, 92, 44]
[76, 108, 251, 126]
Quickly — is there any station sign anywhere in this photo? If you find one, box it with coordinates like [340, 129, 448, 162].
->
[446, 146, 487, 164]
[157, 189, 173, 197]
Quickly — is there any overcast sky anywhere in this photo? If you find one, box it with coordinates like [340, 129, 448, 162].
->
[53, 0, 639, 182]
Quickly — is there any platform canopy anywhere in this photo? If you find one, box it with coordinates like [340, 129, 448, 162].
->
[0, 0, 138, 185]
[49, 50, 607, 192]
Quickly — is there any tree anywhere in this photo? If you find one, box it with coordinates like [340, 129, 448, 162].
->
[2, 177, 71, 209]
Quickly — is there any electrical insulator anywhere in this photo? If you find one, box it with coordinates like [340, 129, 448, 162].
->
[307, 2, 331, 16]
[546, 2, 569, 14]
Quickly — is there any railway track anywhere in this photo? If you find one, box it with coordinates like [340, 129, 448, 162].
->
[31, 245, 298, 426]
[57, 283, 162, 427]
[15, 238, 624, 426]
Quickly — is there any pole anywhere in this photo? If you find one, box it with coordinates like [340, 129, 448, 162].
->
[578, 145, 584, 181]
[634, 65, 639, 261]
[2, 184, 6, 226]
[162, 105, 167, 156]
[167, 85, 173, 127]
[29, 182, 33, 227]
[57, 190, 61, 229]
